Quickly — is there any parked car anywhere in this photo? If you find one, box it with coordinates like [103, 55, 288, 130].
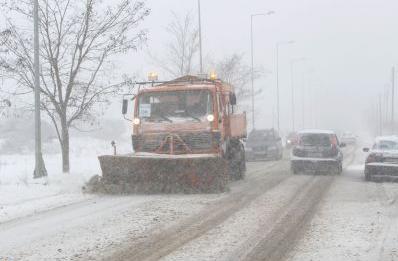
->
[245, 129, 283, 161]
[340, 132, 357, 145]
[286, 132, 299, 148]
[291, 129, 345, 174]
[363, 136, 398, 181]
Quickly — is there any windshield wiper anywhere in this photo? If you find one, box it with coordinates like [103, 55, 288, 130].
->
[185, 111, 201, 122]
[148, 114, 173, 123]
[160, 114, 173, 123]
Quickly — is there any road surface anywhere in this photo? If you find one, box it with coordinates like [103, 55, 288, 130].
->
[0, 146, 397, 261]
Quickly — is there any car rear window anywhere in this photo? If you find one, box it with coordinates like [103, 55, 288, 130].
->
[373, 140, 398, 150]
[300, 134, 331, 146]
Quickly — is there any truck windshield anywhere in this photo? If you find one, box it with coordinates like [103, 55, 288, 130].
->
[138, 89, 213, 123]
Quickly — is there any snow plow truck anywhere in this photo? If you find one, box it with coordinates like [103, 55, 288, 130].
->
[93, 75, 247, 193]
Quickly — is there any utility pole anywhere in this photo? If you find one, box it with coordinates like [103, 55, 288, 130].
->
[250, 11, 274, 130]
[33, 0, 47, 178]
[290, 57, 306, 131]
[379, 94, 383, 136]
[302, 73, 305, 129]
[276, 45, 280, 132]
[197, 0, 203, 74]
[250, 15, 254, 130]
[275, 40, 294, 134]
[392, 66, 395, 133]
[290, 60, 295, 131]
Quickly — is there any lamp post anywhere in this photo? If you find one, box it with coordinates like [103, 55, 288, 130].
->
[276, 40, 294, 134]
[290, 57, 306, 131]
[250, 11, 274, 130]
[33, 0, 47, 178]
[198, 0, 203, 74]
[392, 66, 395, 133]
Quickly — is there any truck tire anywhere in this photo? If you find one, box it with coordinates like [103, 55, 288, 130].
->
[365, 168, 372, 181]
[291, 163, 299, 175]
[226, 140, 246, 180]
[338, 162, 343, 174]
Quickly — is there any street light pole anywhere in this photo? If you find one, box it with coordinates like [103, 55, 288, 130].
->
[392, 66, 395, 133]
[250, 11, 274, 130]
[275, 40, 294, 134]
[198, 0, 203, 74]
[290, 57, 306, 131]
[33, 0, 47, 178]
[379, 93, 383, 136]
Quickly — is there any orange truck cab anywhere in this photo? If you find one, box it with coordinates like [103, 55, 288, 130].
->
[123, 75, 247, 179]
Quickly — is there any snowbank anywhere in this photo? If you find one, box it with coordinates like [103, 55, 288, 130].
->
[0, 136, 131, 223]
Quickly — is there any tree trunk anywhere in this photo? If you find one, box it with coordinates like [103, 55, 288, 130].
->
[61, 120, 70, 173]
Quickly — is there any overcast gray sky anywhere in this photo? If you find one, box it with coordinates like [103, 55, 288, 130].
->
[114, 0, 398, 134]
[2, 0, 398, 135]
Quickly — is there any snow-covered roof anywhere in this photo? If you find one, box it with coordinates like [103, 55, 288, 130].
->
[298, 129, 335, 135]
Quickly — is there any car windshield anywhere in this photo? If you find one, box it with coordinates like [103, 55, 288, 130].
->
[373, 140, 398, 150]
[300, 133, 331, 146]
[138, 89, 213, 123]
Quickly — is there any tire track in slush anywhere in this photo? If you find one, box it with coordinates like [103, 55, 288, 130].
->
[108, 148, 356, 261]
[240, 176, 334, 261]
[106, 161, 290, 261]
[238, 146, 357, 261]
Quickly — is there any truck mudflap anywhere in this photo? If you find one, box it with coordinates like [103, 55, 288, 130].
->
[87, 153, 228, 194]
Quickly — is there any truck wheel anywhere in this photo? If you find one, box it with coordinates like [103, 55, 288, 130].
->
[365, 168, 372, 181]
[291, 163, 299, 174]
[331, 163, 341, 175]
[239, 157, 246, 179]
[226, 140, 245, 180]
[339, 163, 343, 174]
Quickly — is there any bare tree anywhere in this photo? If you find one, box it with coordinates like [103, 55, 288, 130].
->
[215, 53, 263, 102]
[0, 0, 149, 172]
[151, 11, 199, 78]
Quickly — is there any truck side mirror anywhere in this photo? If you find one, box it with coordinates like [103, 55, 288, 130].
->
[230, 93, 237, 106]
[122, 99, 128, 115]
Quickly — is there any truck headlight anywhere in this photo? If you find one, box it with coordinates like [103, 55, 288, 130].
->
[207, 114, 215, 122]
[133, 118, 141, 125]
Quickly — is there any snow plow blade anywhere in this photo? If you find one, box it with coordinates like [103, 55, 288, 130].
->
[91, 154, 228, 194]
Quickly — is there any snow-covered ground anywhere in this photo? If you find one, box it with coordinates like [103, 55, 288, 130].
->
[1, 144, 398, 260]
[0, 136, 130, 224]
[286, 148, 398, 261]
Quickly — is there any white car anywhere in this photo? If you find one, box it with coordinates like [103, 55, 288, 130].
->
[363, 136, 398, 181]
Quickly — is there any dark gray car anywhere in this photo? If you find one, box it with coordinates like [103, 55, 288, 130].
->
[245, 129, 283, 161]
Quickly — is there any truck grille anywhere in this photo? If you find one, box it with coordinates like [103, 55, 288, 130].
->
[133, 132, 214, 153]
